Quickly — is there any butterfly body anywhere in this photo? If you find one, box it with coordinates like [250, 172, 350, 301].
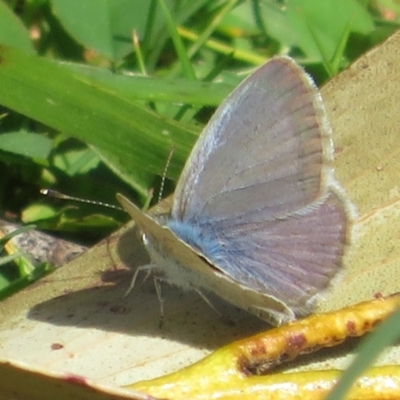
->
[118, 56, 350, 325]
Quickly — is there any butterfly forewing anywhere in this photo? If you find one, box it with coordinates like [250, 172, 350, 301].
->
[172, 57, 333, 223]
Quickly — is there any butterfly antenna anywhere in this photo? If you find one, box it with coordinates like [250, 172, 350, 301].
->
[40, 189, 123, 211]
[158, 147, 175, 204]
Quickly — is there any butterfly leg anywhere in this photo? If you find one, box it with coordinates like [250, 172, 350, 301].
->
[192, 288, 219, 315]
[124, 263, 157, 297]
[151, 279, 228, 324]
[192, 288, 234, 325]
[153, 277, 165, 328]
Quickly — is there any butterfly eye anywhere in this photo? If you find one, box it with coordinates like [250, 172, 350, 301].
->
[134, 227, 147, 245]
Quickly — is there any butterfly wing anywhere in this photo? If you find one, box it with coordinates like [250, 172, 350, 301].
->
[170, 189, 348, 315]
[172, 57, 334, 223]
[119, 57, 349, 322]
[168, 57, 349, 315]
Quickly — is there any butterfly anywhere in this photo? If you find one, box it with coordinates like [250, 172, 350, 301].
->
[117, 56, 350, 326]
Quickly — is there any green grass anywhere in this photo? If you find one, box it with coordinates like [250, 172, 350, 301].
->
[0, 0, 399, 397]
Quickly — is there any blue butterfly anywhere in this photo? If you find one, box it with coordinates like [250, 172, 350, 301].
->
[118, 56, 350, 325]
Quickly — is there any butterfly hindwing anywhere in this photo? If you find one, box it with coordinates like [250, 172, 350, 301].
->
[169, 189, 348, 316]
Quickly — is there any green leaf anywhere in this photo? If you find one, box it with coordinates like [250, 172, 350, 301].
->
[157, 0, 195, 79]
[258, 0, 374, 62]
[0, 132, 52, 161]
[62, 61, 233, 106]
[0, 1, 35, 53]
[0, 46, 199, 198]
[53, 148, 100, 176]
[51, 0, 154, 61]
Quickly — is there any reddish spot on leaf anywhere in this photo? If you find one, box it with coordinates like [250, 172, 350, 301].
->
[64, 373, 88, 386]
[346, 320, 356, 335]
